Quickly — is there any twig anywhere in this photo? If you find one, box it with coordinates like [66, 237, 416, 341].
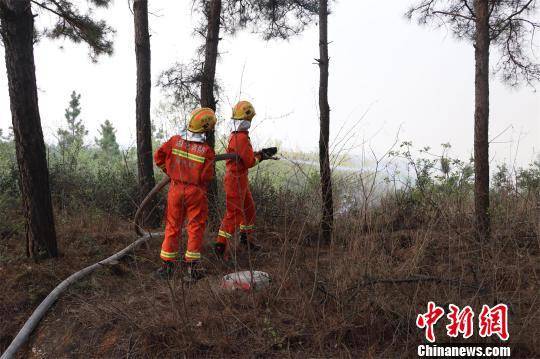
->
[1, 231, 164, 359]
[346, 275, 487, 304]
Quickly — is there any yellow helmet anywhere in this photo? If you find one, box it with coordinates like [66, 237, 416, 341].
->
[188, 107, 217, 133]
[232, 100, 256, 121]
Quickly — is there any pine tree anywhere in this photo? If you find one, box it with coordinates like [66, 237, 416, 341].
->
[407, 0, 540, 241]
[32, 0, 114, 60]
[318, 0, 333, 243]
[95, 119, 120, 157]
[0, 0, 114, 259]
[159, 0, 319, 222]
[160, 0, 319, 109]
[57, 91, 88, 168]
[133, 0, 158, 227]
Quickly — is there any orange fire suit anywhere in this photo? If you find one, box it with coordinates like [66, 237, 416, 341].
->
[216, 131, 261, 247]
[154, 135, 215, 262]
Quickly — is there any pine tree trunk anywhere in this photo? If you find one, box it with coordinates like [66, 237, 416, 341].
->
[318, 0, 333, 243]
[473, 0, 490, 241]
[0, 0, 58, 258]
[200, 0, 221, 223]
[134, 0, 157, 227]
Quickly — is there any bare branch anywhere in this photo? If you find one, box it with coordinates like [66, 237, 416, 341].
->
[408, 0, 540, 87]
[432, 10, 474, 21]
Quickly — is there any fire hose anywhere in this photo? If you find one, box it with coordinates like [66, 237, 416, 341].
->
[0, 152, 239, 359]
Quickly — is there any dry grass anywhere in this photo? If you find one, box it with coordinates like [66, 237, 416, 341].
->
[1, 180, 538, 358]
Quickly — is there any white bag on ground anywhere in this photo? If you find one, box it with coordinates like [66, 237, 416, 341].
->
[221, 271, 270, 291]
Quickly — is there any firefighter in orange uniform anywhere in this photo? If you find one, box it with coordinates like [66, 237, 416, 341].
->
[154, 108, 217, 280]
[214, 101, 271, 257]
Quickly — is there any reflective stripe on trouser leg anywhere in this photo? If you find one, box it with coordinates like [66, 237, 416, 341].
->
[185, 251, 201, 261]
[239, 224, 255, 233]
[216, 230, 232, 245]
[160, 249, 179, 260]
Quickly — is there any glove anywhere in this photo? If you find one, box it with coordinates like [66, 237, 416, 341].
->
[259, 147, 278, 161]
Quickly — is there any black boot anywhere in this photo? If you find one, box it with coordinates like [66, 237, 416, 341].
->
[240, 232, 261, 252]
[155, 261, 176, 280]
[213, 242, 236, 266]
[213, 242, 226, 258]
[184, 261, 206, 282]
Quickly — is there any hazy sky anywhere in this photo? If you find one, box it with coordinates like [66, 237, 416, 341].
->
[0, 1, 538, 167]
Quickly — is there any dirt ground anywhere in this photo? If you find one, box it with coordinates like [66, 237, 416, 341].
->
[1, 213, 538, 358]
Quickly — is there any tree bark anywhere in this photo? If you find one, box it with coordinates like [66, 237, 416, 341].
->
[0, 0, 58, 258]
[200, 0, 221, 223]
[474, 0, 490, 241]
[134, 0, 158, 227]
[318, 0, 333, 243]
